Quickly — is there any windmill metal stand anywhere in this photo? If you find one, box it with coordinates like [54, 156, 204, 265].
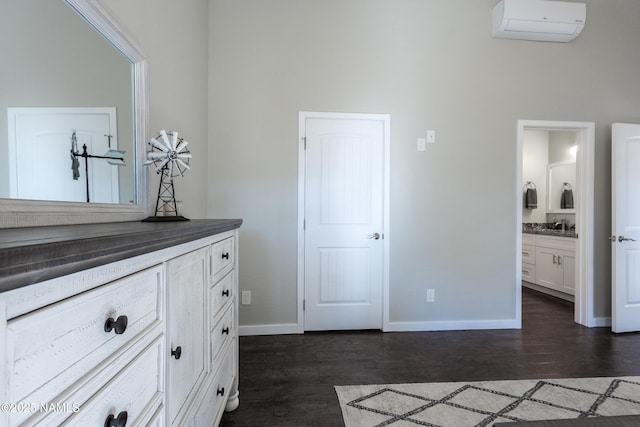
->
[142, 165, 189, 222]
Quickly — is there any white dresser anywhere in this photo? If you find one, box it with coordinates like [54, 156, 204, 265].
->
[0, 220, 241, 427]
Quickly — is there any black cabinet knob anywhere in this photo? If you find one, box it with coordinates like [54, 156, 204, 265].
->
[171, 346, 182, 360]
[104, 315, 128, 335]
[221, 252, 230, 260]
[104, 411, 128, 427]
[222, 289, 230, 297]
[222, 327, 230, 335]
[217, 387, 225, 396]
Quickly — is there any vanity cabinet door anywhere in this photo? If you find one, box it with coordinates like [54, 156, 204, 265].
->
[535, 246, 561, 290]
[167, 248, 208, 426]
[534, 236, 576, 295]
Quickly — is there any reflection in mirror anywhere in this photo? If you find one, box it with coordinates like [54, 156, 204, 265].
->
[0, 0, 134, 204]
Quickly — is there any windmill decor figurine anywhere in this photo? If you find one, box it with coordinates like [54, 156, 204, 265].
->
[142, 130, 192, 222]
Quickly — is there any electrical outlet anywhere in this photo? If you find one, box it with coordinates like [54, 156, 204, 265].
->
[241, 291, 252, 305]
[417, 138, 426, 151]
[426, 130, 436, 143]
[426, 289, 435, 303]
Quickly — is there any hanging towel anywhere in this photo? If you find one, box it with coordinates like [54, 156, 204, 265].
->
[71, 153, 80, 180]
[525, 188, 537, 209]
[561, 188, 574, 209]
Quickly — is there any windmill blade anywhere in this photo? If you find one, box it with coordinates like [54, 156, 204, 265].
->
[158, 130, 171, 150]
[155, 158, 170, 173]
[168, 159, 175, 177]
[148, 138, 169, 152]
[177, 152, 192, 159]
[147, 151, 171, 160]
[175, 139, 189, 153]
[170, 132, 178, 151]
[176, 158, 191, 171]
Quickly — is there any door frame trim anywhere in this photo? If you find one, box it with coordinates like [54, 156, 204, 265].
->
[297, 111, 391, 333]
[516, 120, 595, 327]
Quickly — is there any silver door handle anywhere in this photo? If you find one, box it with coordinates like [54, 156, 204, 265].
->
[553, 255, 557, 264]
[618, 235, 637, 242]
[367, 233, 381, 240]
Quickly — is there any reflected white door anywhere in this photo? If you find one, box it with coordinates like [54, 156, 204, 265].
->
[8, 107, 118, 203]
[611, 123, 640, 333]
[303, 115, 386, 331]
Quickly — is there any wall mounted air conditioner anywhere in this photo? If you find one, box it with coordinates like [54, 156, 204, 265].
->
[492, 0, 586, 42]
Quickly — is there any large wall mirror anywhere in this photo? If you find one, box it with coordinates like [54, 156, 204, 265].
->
[0, 0, 148, 227]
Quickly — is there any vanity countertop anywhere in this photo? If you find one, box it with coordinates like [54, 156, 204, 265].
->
[522, 229, 577, 238]
[0, 219, 242, 293]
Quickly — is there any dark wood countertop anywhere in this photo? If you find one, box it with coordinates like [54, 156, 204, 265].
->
[0, 219, 242, 293]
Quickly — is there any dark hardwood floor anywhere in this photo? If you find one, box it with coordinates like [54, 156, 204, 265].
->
[220, 288, 640, 426]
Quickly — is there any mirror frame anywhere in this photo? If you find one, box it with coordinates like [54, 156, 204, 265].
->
[0, 0, 148, 228]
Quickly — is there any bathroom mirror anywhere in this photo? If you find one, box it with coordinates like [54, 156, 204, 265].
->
[0, 0, 148, 227]
[547, 161, 576, 214]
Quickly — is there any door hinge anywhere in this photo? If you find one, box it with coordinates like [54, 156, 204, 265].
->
[303, 219, 306, 230]
[303, 299, 305, 311]
[302, 137, 306, 150]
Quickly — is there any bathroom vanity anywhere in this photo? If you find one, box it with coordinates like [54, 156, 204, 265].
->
[522, 230, 576, 299]
[0, 219, 241, 426]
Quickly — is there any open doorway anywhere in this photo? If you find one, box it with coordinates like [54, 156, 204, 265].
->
[516, 120, 595, 327]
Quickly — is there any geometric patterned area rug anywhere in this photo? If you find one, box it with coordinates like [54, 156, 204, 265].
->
[335, 377, 640, 427]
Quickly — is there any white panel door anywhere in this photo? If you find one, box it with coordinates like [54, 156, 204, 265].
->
[8, 107, 118, 203]
[611, 123, 640, 333]
[303, 116, 384, 331]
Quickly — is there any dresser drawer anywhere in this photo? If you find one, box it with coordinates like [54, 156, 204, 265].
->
[52, 337, 164, 427]
[210, 270, 234, 319]
[210, 306, 234, 370]
[211, 237, 234, 282]
[7, 265, 163, 415]
[193, 342, 236, 427]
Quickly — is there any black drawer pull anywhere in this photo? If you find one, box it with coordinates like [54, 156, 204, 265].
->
[221, 252, 230, 260]
[104, 315, 128, 335]
[222, 327, 230, 335]
[104, 411, 128, 427]
[171, 346, 182, 360]
[222, 289, 230, 297]
[217, 387, 225, 396]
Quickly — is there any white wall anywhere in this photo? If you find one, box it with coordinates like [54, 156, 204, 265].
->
[523, 130, 548, 224]
[95, 0, 210, 219]
[208, 0, 640, 327]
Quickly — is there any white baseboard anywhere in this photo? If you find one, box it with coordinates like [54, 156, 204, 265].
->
[591, 317, 611, 327]
[239, 323, 301, 336]
[239, 319, 521, 335]
[384, 318, 521, 332]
